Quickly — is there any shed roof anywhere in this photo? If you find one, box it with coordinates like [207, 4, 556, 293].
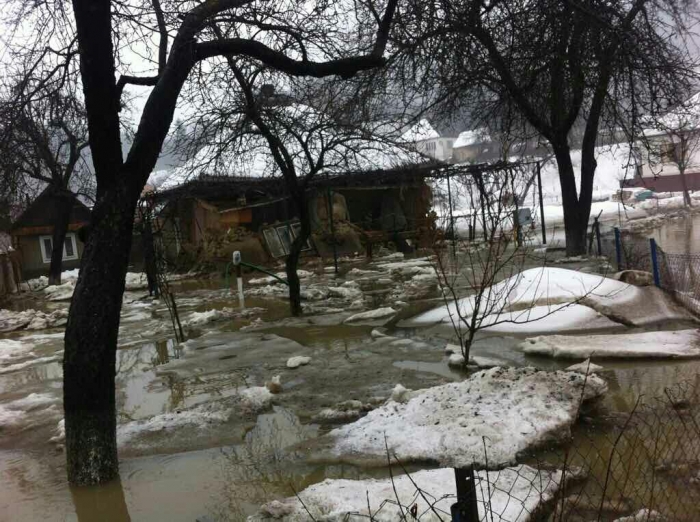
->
[11, 187, 91, 233]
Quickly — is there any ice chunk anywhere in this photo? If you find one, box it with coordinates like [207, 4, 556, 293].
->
[521, 330, 700, 359]
[329, 367, 607, 468]
[344, 307, 397, 324]
[286, 356, 311, 369]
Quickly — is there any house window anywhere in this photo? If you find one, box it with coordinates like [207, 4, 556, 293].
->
[262, 221, 312, 258]
[39, 233, 79, 264]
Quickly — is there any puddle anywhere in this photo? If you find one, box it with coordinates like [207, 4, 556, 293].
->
[2, 253, 700, 520]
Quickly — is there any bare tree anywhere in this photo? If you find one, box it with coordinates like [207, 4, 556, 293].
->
[392, 0, 698, 255]
[5, 0, 400, 485]
[0, 89, 92, 284]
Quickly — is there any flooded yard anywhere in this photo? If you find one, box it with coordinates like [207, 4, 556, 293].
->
[1, 251, 699, 521]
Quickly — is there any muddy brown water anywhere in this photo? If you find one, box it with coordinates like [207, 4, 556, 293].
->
[1, 256, 699, 521]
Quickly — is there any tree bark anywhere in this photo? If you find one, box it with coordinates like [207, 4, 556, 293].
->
[63, 183, 140, 485]
[285, 191, 310, 317]
[553, 142, 589, 256]
[48, 190, 76, 286]
[679, 168, 693, 207]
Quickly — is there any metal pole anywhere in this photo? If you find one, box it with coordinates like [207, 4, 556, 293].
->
[537, 162, 547, 245]
[326, 181, 338, 274]
[478, 173, 488, 242]
[650, 238, 661, 287]
[446, 170, 456, 259]
[614, 227, 622, 270]
[232, 251, 245, 308]
[451, 467, 480, 522]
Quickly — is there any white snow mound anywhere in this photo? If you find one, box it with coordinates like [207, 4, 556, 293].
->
[329, 366, 607, 468]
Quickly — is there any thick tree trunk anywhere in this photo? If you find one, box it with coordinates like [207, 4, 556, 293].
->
[63, 183, 140, 485]
[49, 190, 76, 286]
[285, 193, 311, 317]
[553, 143, 589, 256]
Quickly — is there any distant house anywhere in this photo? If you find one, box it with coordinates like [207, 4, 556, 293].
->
[624, 92, 700, 193]
[151, 166, 434, 266]
[452, 129, 550, 164]
[10, 188, 91, 279]
[624, 131, 700, 193]
[401, 119, 456, 162]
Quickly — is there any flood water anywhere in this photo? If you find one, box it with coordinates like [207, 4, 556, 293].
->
[1, 251, 699, 521]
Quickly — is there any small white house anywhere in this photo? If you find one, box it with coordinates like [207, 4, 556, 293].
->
[400, 119, 456, 162]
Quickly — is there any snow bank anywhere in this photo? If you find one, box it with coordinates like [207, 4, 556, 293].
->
[249, 465, 563, 522]
[38, 271, 147, 301]
[401, 267, 687, 333]
[520, 330, 700, 359]
[410, 268, 632, 326]
[330, 367, 607, 468]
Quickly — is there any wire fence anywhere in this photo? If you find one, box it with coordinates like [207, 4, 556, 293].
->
[596, 224, 700, 316]
[349, 378, 700, 522]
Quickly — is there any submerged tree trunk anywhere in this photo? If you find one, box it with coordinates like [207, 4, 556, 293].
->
[49, 190, 76, 286]
[285, 192, 311, 317]
[553, 143, 590, 256]
[63, 183, 140, 485]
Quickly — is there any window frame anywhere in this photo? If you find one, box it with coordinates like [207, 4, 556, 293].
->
[39, 233, 79, 264]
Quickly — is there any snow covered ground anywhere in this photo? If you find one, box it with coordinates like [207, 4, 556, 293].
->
[520, 329, 700, 359]
[248, 464, 563, 522]
[329, 367, 607, 469]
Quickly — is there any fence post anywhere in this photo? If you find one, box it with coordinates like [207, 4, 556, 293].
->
[537, 161, 547, 245]
[650, 238, 661, 288]
[451, 467, 480, 522]
[614, 227, 622, 270]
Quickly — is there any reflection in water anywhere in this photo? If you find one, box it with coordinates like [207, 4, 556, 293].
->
[71, 478, 131, 522]
[208, 407, 317, 521]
